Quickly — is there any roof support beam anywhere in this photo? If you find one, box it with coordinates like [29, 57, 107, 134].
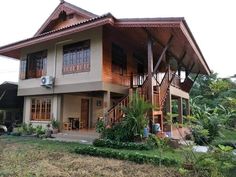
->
[153, 35, 173, 74]
[186, 62, 195, 77]
[143, 28, 190, 69]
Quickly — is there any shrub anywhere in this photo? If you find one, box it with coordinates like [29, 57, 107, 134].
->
[93, 139, 153, 150]
[121, 91, 152, 141]
[99, 92, 152, 142]
[95, 118, 105, 133]
[194, 147, 236, 177]
[101, 123, 132, 142]
[35, 125, 46, 136]
[212, 139, 236, 149]
[51, 119, 60, 129]
[74, 146, 179, 166]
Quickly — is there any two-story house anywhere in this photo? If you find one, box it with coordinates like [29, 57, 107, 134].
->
[0, 1, 210, 137]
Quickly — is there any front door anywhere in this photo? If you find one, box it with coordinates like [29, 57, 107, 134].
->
[81, 99, 89, 129]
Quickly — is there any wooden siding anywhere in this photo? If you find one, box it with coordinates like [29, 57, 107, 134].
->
[102, 26, 139, 86]
[51, 14, 87, 31]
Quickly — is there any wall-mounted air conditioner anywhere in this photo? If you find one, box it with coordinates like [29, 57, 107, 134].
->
[40, 76, 54, 88]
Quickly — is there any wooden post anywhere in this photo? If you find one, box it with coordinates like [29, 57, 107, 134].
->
[165, 93, 172, 137]
[178, 97, 183, 127]
[186, 99, 190, 116]
[130, 72, 133, 88]
[147, 35, 154, 132]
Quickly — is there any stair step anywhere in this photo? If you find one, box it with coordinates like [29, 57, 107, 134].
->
[153, 110, 162, 115]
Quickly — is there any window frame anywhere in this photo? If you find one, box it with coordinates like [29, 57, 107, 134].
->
[20, 50, 47, 80]
[62, 40, 91, 74]
[30, 97, 52, 121]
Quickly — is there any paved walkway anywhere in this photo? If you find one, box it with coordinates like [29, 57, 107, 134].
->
[50, 130, 99, 144]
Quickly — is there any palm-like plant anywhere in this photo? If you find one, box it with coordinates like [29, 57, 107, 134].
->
[121, 91, 153, 141]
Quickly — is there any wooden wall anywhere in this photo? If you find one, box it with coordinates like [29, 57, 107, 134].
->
[102, 26, 140, 86]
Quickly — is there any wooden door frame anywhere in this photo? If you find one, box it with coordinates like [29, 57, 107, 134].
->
[81, 98, 90, 129]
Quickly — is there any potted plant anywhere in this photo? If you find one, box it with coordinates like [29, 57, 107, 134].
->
[51, 119, 60, 134]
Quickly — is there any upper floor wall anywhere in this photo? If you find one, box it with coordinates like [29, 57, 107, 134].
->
[18, 27, 103, 96]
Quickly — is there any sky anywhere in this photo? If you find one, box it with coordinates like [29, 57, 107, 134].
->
[0, 0, 235, 84]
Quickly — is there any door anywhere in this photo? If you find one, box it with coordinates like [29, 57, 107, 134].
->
[81, 99, 89, 129]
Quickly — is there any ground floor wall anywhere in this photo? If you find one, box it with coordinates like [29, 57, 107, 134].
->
[62, 94, 104, 129]
[22, 92, 114, 130]
[23, 95, 61, 128]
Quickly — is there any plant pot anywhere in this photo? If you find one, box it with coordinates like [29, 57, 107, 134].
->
[53, 128, 59, 134]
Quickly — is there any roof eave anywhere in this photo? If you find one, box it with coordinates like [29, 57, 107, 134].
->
[34, 1, 98, 37]
[0, 16, 114, 59]
[180, 20, 211, 75]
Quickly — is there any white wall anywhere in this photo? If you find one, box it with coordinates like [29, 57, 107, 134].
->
[18, 27, 103, 91]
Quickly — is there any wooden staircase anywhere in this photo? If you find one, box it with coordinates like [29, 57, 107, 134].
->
[105, 69, 195, 129]
[106, 69, 173, 125]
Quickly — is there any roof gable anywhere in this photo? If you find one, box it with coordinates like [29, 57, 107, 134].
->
[34, 1, 98, 36]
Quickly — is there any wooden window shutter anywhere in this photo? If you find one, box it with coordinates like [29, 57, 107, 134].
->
[20, 59, 27, 80]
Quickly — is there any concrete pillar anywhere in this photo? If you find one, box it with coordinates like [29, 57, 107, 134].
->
[178, 97, 183, 126]
[103, 91, 111, 114]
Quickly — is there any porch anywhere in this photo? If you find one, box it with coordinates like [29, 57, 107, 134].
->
[60, 91, 126, 131]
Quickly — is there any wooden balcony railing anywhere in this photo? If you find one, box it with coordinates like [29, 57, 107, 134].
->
[171, 74, 181, 88]
[181, 77, 194, 92]
[130, 73, 148, 88]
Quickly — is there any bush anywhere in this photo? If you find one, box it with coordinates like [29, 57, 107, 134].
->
[93, 139, 153, 150]
[15, 123, 46, 137]
[98, 92, 152, 142]
[51, 119, 60, 129]
[212, 139, 236, 149]
[101, 123, 133, 142]
[74, 146, 179, 166]
[194, 147, 236, 177]
[35, 125, 46, 136]
[95, 118, 105, 133]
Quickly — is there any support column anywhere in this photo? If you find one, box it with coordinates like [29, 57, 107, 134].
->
[186, 99, 190, 116]
[147, 35, 154, 131]
[178, 97, 183, 127]
[103, 91, 111, 115]
[165, 93, 172, 137]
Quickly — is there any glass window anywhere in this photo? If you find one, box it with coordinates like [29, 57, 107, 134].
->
[30, 98, 52, 121]
[63, 40, 90, 74]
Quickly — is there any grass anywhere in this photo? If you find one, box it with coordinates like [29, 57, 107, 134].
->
[0, 135, 181, 177]
[2, 135, 184, 161]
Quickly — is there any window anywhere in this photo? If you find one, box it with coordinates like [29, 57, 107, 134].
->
[112, 43, 127, 75]
[31, 98, 52, 121]
[19, 50, 47, 80]
[63, 40, 90, 74]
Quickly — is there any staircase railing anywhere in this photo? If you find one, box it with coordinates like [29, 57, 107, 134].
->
[106, 68, 178, 125]
[158, 69, 177, 109]
[106, 95, 129, 124]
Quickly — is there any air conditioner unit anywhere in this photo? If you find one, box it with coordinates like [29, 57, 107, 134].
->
[40, 76, 54, 88]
